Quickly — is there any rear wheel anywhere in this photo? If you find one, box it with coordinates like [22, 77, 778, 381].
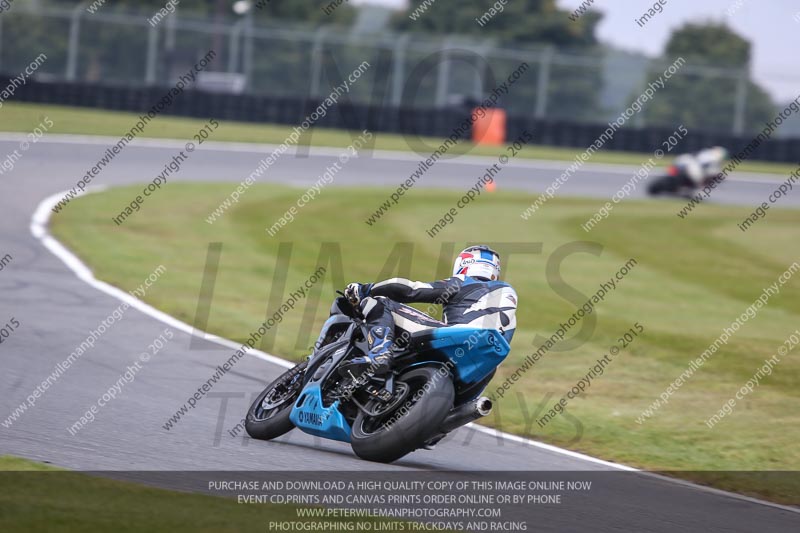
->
[245, 361, 307, 441]
[648, 175, 674, 195]
[649, 175, 695, 196]
[350, 366, 454, 463]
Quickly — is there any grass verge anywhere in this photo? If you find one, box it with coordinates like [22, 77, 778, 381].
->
[0, 456, 397, 532]
[49, 184, 800, 504]
[3, 102, 797, 175]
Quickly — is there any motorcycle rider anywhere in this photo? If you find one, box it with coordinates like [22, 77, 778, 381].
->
[343, 245, 518, 375]
[673, 146, 728, 186]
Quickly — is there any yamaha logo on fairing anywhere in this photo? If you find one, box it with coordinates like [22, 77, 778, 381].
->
[299, 411, 324, 426]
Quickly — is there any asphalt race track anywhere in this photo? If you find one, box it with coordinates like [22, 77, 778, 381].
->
[1, 135, 798, 532]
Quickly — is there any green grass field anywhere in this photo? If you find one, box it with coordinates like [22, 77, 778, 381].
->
[3, 102, 797, 176]
[0, 456, 399, 532]
[49, 183, 800, 504]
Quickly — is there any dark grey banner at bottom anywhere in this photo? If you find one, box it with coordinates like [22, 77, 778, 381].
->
[1, 471, 798, 533]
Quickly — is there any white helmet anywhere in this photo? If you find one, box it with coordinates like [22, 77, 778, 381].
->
[452, 245, 501, 281]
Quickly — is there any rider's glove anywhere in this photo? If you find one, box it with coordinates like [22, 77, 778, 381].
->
[345, 283, 368, 305]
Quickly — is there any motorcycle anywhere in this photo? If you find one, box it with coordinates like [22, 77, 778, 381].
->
[647, 164, 698, 197]
[245, 292, 509, 463]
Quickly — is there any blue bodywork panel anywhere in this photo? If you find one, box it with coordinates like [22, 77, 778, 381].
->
[290, 327, 509, 442]
[425, 327, 510, 384]
[289, 384, 352, 443]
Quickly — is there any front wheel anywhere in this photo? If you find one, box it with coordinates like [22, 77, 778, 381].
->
[245, 361, 307, 441]
[350, 366, 454, 463]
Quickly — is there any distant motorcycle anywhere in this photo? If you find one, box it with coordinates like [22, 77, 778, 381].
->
[647, 164, 698, 197]
[245, 292, 507, 463]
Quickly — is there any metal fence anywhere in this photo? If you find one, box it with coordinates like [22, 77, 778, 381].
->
[0, 4, 768, 135]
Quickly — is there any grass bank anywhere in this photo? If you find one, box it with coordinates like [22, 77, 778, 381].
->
[0, 455, 399, 532]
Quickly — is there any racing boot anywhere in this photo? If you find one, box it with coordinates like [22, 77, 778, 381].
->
[341, 326, 394, 378]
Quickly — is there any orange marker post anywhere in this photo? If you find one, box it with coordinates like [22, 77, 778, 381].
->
[472, 108, 506, 146]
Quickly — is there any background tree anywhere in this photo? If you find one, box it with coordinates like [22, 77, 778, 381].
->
[47, 0, 355, 24]
[394, 0, 599, 48]
[642, 23, 775, 133]
[31, 0, 354, 87]
[392, 0, 604, 120]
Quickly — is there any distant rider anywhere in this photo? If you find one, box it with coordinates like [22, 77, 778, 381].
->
[673, 146, 728, 186]
[343, 245, 518, 375]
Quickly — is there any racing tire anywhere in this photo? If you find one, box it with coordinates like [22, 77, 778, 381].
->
[647, 175, 674, 195]
[350, 366, 454, 463]
[245, 362, 307, 441]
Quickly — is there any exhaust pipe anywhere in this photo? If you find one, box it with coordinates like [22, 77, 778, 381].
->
[439, 397, 493, 434]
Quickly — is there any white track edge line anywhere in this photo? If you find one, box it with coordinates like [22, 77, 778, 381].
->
[30, 188, 800, 514]
[30, 188, 294, 371]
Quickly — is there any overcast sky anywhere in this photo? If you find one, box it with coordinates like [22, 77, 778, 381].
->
[356, 0, 799, 103]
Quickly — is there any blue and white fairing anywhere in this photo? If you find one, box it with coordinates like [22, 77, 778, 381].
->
[289, 383, 352, 443]
[289, 326, 509, 442]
